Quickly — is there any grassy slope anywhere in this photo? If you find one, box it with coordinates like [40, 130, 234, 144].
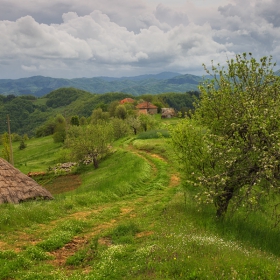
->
[12, 136, 63, 174]
[0, 131, 279, 279]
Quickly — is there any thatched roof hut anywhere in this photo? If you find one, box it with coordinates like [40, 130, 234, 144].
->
[0, 158, 53, 204]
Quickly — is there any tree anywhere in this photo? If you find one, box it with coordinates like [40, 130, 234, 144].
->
[70, 115, 80, 126]
[126, 116, 141, 135]
[1, 133, 10, 162]
[23, 133, 29, 141]
[90, 108, 110, 124]
[53, 114, 67, 143]
[115, 105, 127, 119]
[124, 103, 136, 116]
[35, 117, 56, 137]
[65, 122, 114, 169]
[108, 101, 120, 117]
[139, 114, 156, 132]
[171, 53, 280, 220]
[141, 94, 153, 103]
[79, 116, 88, 126]
[19, 138, 27, 150]
[111, 118, 130, 139]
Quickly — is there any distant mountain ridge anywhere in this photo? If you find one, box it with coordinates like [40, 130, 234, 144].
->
[0, 72, 203, 97]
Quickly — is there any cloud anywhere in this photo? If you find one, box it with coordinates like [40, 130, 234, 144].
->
[0, 15, 92, 59]
[214, 0, 280, 58]
[0, 7, 230, 78]
[0, 0, 149, 31]
[0, 0, 280, 78]
[21, 65, 37, 72]
[154, 3, 189, 27]
[255, 0, 280, 27]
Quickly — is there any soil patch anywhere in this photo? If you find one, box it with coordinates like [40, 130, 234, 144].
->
[136, 231, 154, 238]
[43, 174, 82, 194]
[98, 237, 112, 246]
[49, 219, 117, 267]
[50, 236, 88, 266]
[169, 174, 180, 187]
[149, 153, 167, 162]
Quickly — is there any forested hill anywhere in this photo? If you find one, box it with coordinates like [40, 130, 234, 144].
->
[0, 72, 203, 97]
[0, 88, 199, 136]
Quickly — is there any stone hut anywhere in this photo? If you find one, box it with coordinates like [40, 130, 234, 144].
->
[161, 108, 175, 118]
[0, 158, 53, 204]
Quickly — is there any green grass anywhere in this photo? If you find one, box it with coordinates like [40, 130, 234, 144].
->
[1, 135, 63, 174]
[108, 221, 141, 244]
[0, 134, 279, 279]
[32, 98, 48, 106]
[136, 129, 170, 139]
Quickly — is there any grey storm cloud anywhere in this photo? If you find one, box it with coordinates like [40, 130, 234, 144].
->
[0, 0, 279, 78]
[154, 3, 189, 27]
[255, 0, 280, 28]
[215, 0, 280, 57]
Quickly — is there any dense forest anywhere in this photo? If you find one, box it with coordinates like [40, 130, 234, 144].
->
[0, 88, 199, 136]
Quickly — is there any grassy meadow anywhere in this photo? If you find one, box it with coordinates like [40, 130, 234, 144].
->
[0, 120, 280, 279]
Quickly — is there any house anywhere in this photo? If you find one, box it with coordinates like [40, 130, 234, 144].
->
[136, 101, 158, 115]
[161, 108, 175, 118]
[119, 98, 135, 104]
[0, 158, 53, 204]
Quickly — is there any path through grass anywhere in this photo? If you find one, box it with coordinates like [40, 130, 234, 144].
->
[0, 137, 279, 279]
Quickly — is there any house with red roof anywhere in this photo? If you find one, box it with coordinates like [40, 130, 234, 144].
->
[135, 101, 158, 115]
[119, 98, 135, 104]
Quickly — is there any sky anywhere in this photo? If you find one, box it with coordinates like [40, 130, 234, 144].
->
[0, 0, 279, 79]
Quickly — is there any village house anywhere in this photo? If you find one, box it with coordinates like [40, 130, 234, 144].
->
[136, 101, 158, 115]
[119, 98, 135, 104]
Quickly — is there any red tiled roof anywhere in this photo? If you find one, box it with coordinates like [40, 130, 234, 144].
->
[136, 102, 157, 109]
[120, 98, 135, 104]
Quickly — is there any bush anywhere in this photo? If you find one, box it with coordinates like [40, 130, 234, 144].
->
[19, 139, 27, 150]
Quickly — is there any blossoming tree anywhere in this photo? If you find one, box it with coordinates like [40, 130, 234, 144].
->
[171, 53, 280, 221]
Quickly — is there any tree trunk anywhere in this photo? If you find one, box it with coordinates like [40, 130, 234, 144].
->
[215, 186, 234, 218]
[93, 157, 99, 169]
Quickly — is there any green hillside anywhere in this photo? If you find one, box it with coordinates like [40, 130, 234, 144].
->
[0, 125, 279, 279]
[0, 88, 198, 136]
[1, 53, 279, 279]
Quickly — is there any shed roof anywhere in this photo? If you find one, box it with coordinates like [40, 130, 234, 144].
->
[161, 108, 175, 115]
[0, 158, 53, 204]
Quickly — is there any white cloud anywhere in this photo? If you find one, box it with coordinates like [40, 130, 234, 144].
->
[21, 64, 37, 72]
